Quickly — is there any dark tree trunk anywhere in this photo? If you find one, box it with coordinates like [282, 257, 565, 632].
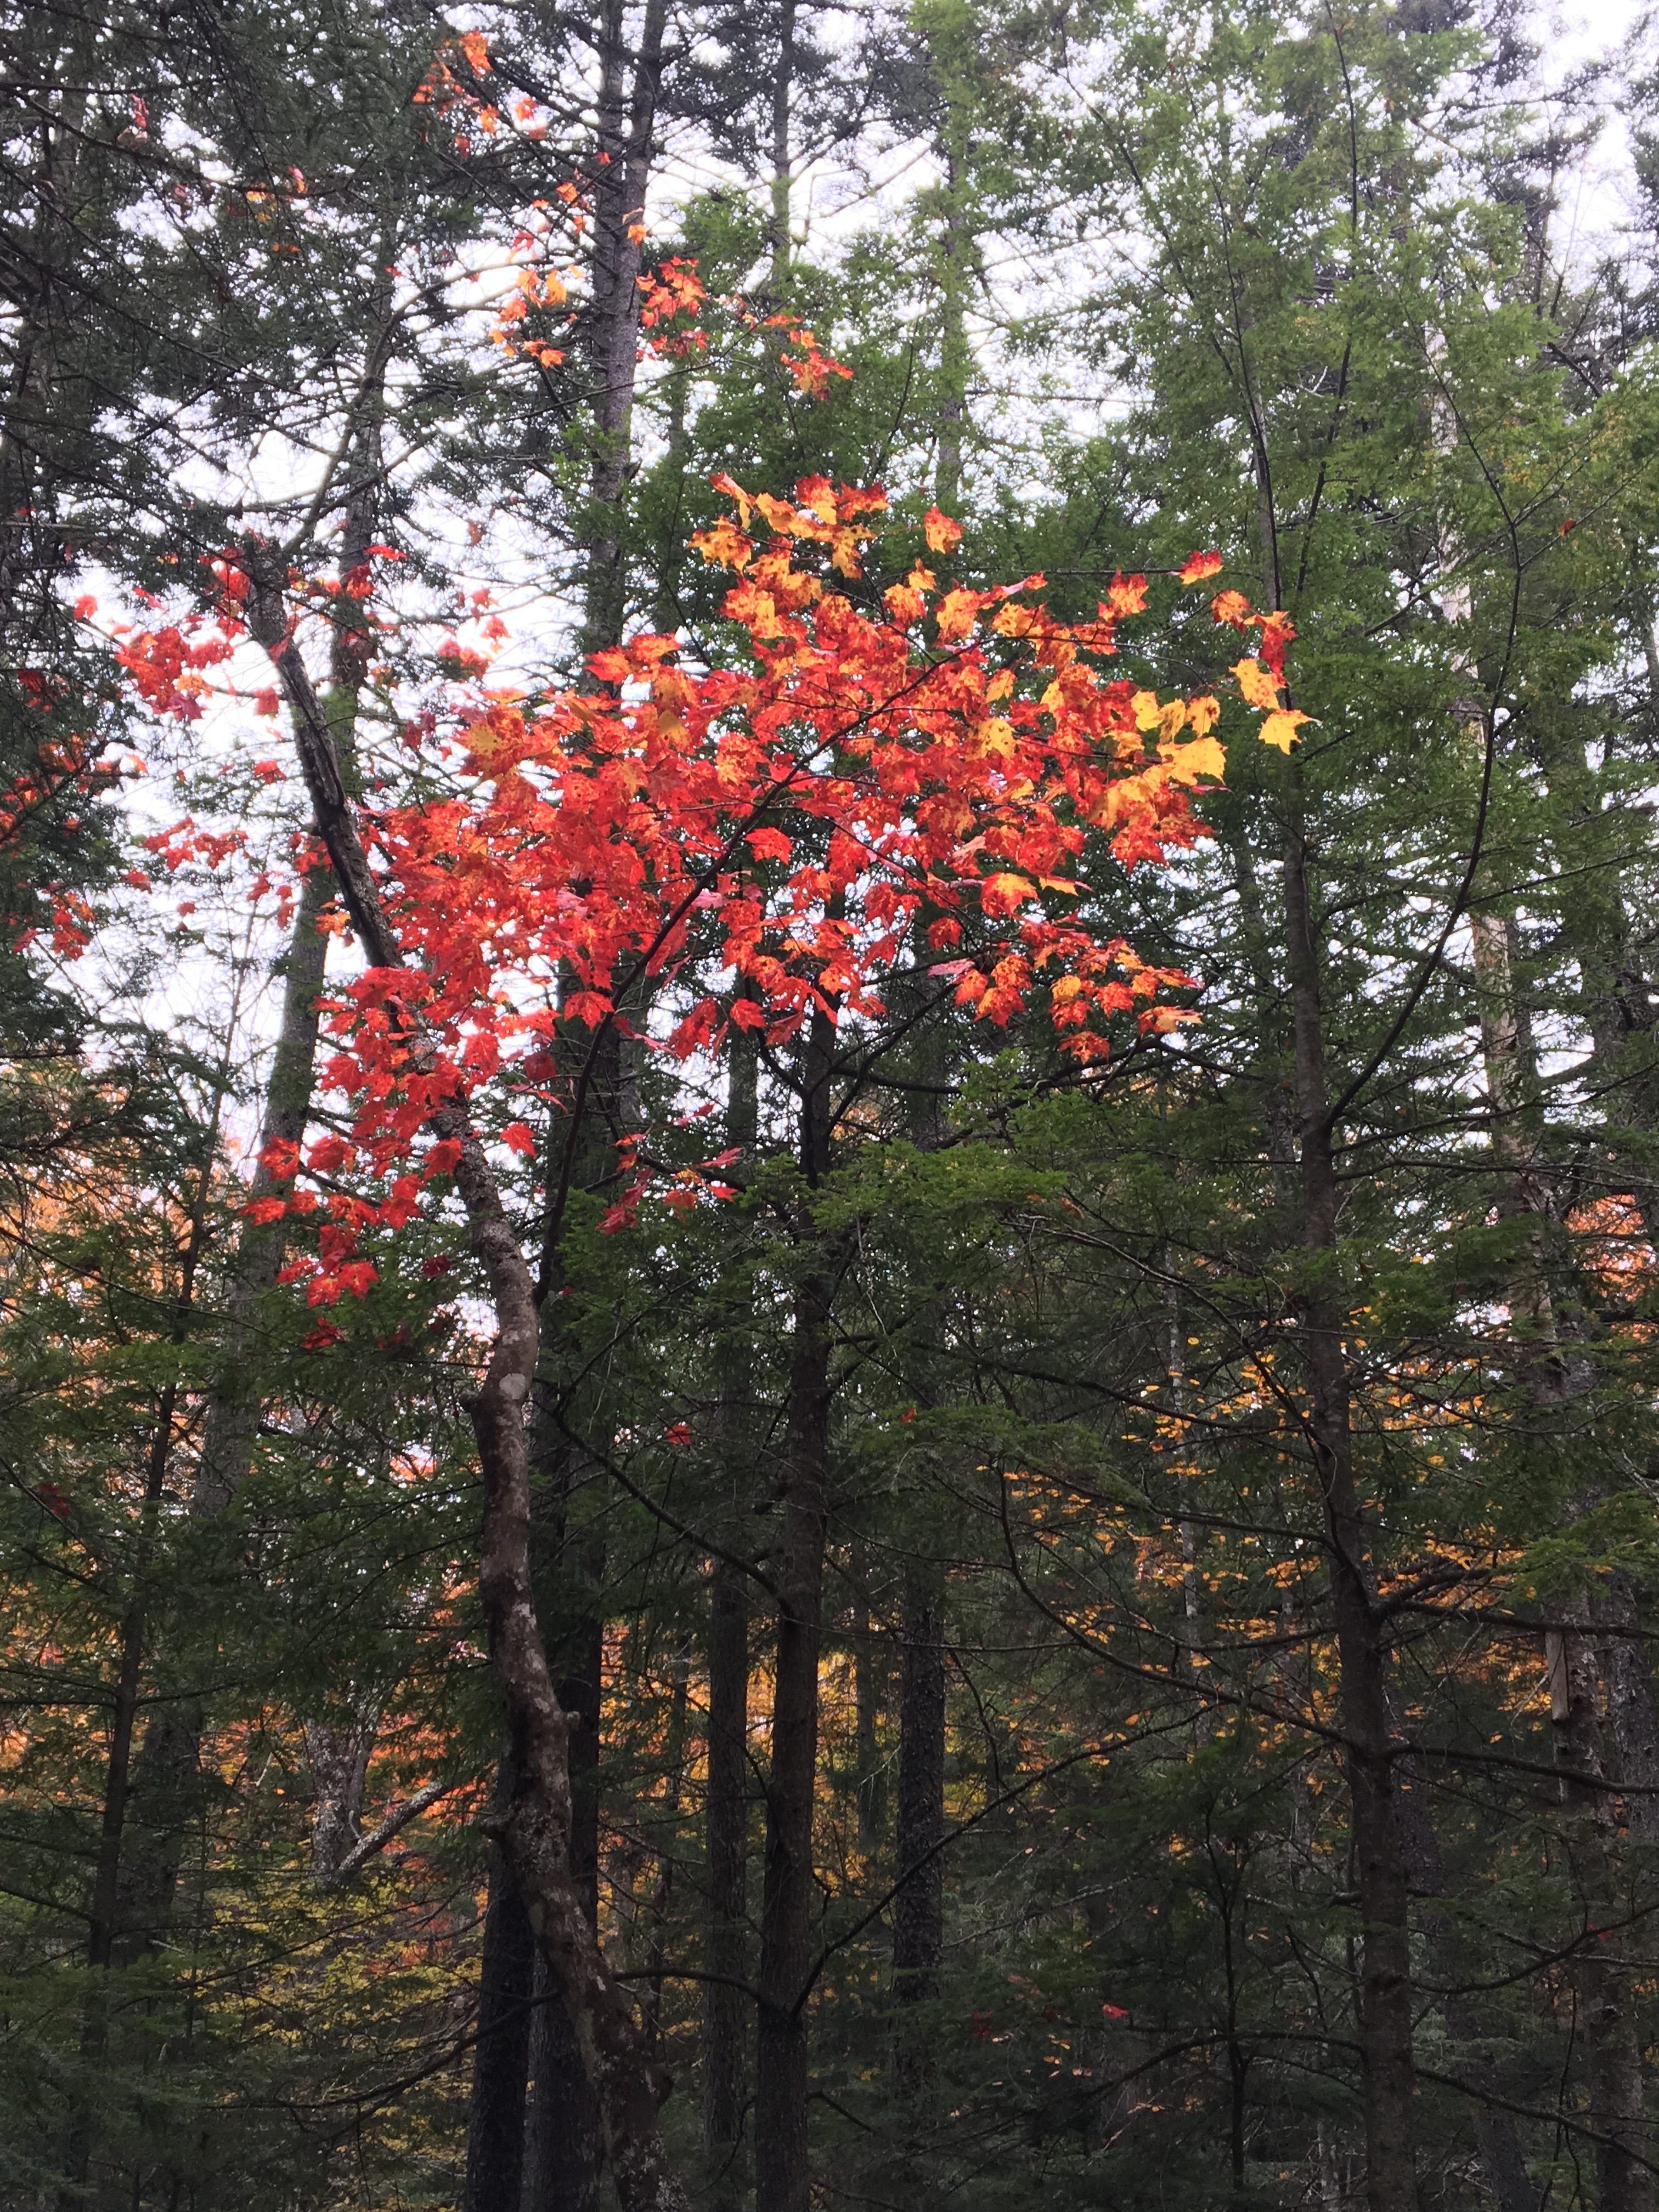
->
[704, 1554, 751, 2205]
[705, 1018, 759, 2202]
[1280, 772, 1418, 2212]
[891, 1571, 944, 2101]
[1599, 1571, 1659, 1848]
[524, 1947, 602, 2212]
[467, 1832, 538, 2212]
[755, 1002, 838, 2212]
[1549, 1629, 1655, 2212]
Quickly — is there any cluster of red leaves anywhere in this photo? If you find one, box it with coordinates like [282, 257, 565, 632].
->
[2, 691, 123, 958]
[277, 478, 1273, 1197]
[634, 258, 850, 391]
[113, 618, 235, 723]
[112, 484, 1299, 1262]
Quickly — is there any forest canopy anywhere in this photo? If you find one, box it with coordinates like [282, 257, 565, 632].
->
[7, 2, 1659, 2209]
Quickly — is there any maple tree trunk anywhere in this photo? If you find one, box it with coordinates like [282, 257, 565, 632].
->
[252, 555, 692, 2212]
[756, 1000, 838, 2212]
[1279, 774, 1417, 2212]
[891, 1567, 944, 2101]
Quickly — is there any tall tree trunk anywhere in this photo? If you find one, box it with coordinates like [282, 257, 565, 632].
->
[305, 1714, 375, 1881]
[704, 1553, 751, 2205]
[704, 1024, 759, 2205]
[755, 1001, 838, 2212]
[467, 1762, 538, 2212]
[921, 4, 973, 517]
[252, 550, 692, 2212]
[1255, 433, 1417, 2209]
[1390, 1711, 1533, 2212]
[768, 0, 797, 285]
[1548, 1630, 1655, 2212]
[580, 0, 667, 660]
[852, 1557, 884, 1860]
[1280, 767, 1418, 2212]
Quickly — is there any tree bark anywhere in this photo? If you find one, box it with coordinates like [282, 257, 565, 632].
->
[755, 1000, 838, 2212]
[580, 0, 667, 660]
[705, 1016, 759, 2203]
[251, 550, 692, 2212]
[467, 1782, 538, 2212]
[1390, 1712, 1533, 2212]
[1472, 896, 1655, 2196]
[1279, 766, 1418, 2212]
[1549, 1628, 1655, 2212]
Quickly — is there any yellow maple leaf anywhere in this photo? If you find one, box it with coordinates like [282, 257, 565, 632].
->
[980, 871, 1037, 913]
[970, 716, 1016, 760]
[1187, 694, 1220, 735]
[1161, 733, 1227, 786]
[691, 519, 753, 572]
[1233, 657, 1280, 710]
[935, 587, 979, 642]
[1259, 708, 1310, 752]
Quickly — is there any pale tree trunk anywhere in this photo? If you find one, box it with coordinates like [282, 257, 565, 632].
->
[921, 9, 973, 518]
[852, 1556, 884, 1860]
[250, 551, 692, 2212]
[755, 998, 839, 2212]
[580, 0, 667, 661]
[641, 1647, 691, 2057]
[305, 1717, 375, 1881]
[768, 0, 797, 285]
